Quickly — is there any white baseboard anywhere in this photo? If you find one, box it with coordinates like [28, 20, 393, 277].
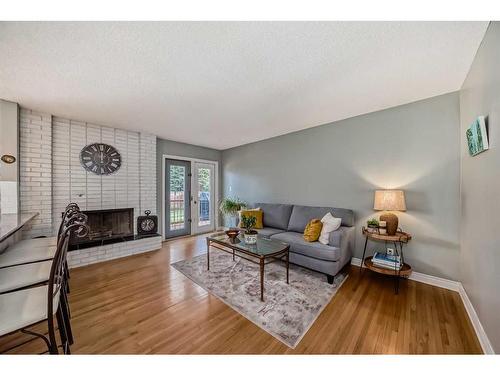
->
[351, 257, 460, 290]
[351, 257, 494, 354]
[408, 270, 461, 291]
[458, 284, 495, 354]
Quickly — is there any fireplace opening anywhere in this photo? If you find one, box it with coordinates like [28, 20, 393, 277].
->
[69, 208, 134, 249]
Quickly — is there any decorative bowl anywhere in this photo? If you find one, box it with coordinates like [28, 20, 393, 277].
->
[225, 229, 240, 242]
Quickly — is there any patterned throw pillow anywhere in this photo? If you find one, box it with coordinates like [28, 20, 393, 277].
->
[303, 219, 323, 242]
[238, 209, 264, 229]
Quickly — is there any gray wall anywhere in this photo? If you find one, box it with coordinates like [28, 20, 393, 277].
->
[0, 100, 19, 182]
[156, 138, 222, 232]
[222, 92, 461, 280]
[0, 99, 19, 214]
[459, 22, 500, 352]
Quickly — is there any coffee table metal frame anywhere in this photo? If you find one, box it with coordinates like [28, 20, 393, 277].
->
[206, 235, 290, 302]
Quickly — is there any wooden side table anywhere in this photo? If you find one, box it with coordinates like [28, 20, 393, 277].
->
[360, 227, 412, 294]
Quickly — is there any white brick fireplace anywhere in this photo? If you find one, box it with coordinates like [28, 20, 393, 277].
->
[19, 108, 162, 267]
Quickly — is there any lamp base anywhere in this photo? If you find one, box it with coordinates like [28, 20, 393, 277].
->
[380, 213, 398, 236]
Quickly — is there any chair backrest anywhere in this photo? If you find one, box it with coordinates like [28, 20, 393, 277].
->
[56, 203, 81, 243]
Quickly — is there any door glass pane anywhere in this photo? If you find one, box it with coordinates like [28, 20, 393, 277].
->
[198, 167, 211, 226]
[169, 165, 185, 231]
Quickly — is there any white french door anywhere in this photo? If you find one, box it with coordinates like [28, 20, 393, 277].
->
[162, 155, 218, 239]
[192, 162, 215, 234]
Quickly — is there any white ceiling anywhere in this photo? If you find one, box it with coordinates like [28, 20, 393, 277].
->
[0, 22, 488, 150]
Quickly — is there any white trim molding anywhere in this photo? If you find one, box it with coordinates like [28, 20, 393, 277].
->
[351, 257, 495, 354]
[458, 284, 495, 354]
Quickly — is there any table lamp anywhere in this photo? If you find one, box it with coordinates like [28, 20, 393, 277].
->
[373, 190, 406, 235]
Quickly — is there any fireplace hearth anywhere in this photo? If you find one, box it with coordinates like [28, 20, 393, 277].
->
[69, 208, 134, 250]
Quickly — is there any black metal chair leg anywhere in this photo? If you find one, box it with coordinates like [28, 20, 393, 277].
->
[47, 316, 59, 354]
[20, 328, 52, 354]
[60, 291, 74, 345]
[56, 308, 70, 354]
[64, 261, 71, 294]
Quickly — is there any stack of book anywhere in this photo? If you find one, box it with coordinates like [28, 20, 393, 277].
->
[372, 252, 402, 270]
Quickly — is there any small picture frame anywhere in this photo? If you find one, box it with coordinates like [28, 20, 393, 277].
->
[379, 221, 387, 235]
[466, 116, 489, 156]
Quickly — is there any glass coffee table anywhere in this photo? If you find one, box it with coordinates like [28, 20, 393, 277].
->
[206, 232, 290, 301]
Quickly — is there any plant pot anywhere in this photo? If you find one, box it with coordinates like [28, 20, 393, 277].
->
[244, 230, 258, 245]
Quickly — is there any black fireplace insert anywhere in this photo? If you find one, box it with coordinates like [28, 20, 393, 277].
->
[69, 208, 134, 250]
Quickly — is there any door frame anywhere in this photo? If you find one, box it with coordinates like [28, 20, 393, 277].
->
[164, 158, 192, 239]
[161, 154, 219, 240]
[192, 161, 216, 235]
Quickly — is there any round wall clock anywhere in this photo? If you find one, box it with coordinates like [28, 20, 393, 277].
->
[80, 143, 122, 175]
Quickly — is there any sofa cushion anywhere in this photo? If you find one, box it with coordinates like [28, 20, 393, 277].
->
[287, 205, 354, 232]
[256, 227, 286, 238]
[270, 231, 341, 262]
[255, 203, 293, 230]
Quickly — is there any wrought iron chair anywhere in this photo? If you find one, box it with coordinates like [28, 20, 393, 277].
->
[0, 204, 80, 288]
[0, 203, 80, 269]
[0, 213, 88, 354]
[0, 207, 86, 348]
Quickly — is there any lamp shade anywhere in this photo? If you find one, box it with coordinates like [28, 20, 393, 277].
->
[373, 190, 406, 211]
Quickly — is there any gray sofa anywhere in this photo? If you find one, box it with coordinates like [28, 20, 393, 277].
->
[255, 203, 355, 284]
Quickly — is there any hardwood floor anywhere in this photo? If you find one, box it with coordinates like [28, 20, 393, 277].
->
[0, 234, 482, 354]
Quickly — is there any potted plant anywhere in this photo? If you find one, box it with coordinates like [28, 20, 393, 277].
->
[219, 197, 247, 228]
[367, 218, 379, 233]
[240, 214, 258, 244]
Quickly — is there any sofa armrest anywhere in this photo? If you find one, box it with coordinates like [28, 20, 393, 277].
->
[328, 226, 355, 266]
[328, 226, 350, 247]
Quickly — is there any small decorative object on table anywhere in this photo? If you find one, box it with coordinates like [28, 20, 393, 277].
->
[240, 214, 258, 244]
[137, 210, 158, 235]
[366, 218, 379, 233]
[224, 229, 240, 243]
[378, 220, 387, 235]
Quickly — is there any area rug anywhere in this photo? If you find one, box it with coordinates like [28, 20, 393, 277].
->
[171, 250, 347, 348]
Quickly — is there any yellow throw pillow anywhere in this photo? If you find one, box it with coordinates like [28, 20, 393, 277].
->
[303, 219, 323, 242]
[239, 209, 264, 229]
[238, 208, 261, 225]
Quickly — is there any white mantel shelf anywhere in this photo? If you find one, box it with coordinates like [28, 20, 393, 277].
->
[0, 212, 39, 242]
